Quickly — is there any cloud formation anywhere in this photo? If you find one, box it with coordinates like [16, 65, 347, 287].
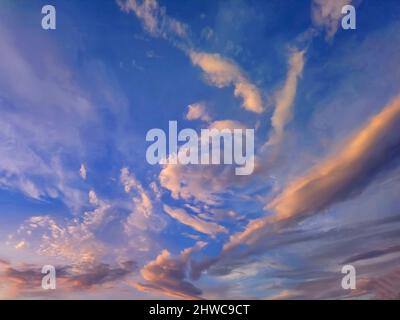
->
[185, 102, 211, 122]
[189, 51, 264, 113]
[163, 205, 227, 237]
[119, 0, 264, 114]
[267, 49, 305, 146]
[120, 168, 166, 250]
[134, 242, 206, 299]
[79, 164, 87, 180]
[0, 259, 135, 299]
[311, 0, 354, 39]
[117, 0, 188, 40]
[225, 97, 400, 250]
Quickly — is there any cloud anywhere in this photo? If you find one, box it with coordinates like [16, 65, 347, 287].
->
[133, 242, 206, 299]
[267, 49, 305, 146]
[189, 51, 264, 113]
[354, 267, 400, 299]
[120, 168, 166, 240]
[343, 245, 400, 264]
[311, 0, 355, 39]
[269, 261, 400, 300]
[185, 102, 211, 122]
[120, 167, 153, 218]
[267, 97, 400, 220]
[208, 119, 246, 131]
[159, 161, 241, 206]
[12, 190, 111, 265]
[163, 205, 227, 237]
[117, 0, 188, 40]
[119, 1, 264, 114]
[14, 241, 27, 250]
[158, 118, 252, 205]
[0, 21, 97, 210]
[79, 164, 87, 180]
[64, 261, 136, 290]
[225, 97, 400, 250]
[0, 259, 136, 298]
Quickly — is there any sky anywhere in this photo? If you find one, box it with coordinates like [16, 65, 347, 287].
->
[0, 0, 400, 299]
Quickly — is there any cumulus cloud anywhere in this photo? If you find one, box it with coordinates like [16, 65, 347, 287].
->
[311, 0, 355, 39]
[185, 102, 211, 122]
[267, 49, 305, 146]
[189, 51, 264, 113]
[225, 97, 400, 250]
[133, 242, 206, 299]
[163, 205, 227, 237]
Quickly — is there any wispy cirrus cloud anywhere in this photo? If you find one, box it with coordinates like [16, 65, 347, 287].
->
[117, 0, 188, 40]
[120, 167, 166, 239]
[163, 205, 227, 237]
[267, 49, 305, 146]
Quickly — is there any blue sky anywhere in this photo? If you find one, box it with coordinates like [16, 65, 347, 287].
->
[0, 0, 400, 299]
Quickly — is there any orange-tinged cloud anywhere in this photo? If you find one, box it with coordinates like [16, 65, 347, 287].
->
[267, 49, 305, 146]
[189, 51, 264, 113]
[163, 205, 227, 237]
[225, 97, 400, 250]
[134, 242, 206, 299]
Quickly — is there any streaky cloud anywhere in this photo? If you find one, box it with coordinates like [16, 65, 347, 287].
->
[225, 97, 400, 250]
[267, 49, 305, 146]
